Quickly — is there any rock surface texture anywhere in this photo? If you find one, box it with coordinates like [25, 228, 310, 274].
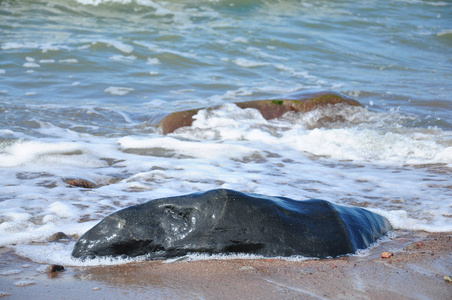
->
[72, 189, 391, 260]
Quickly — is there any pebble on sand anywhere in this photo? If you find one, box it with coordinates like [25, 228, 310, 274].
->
[381, 252, 394, 259]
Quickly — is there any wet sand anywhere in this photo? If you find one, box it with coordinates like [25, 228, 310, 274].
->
[1, 231, 451, 299]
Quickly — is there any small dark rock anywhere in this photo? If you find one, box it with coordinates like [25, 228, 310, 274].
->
[47, 264, 65, 277]
[48, 232, 71, 242]
[48, 264, 65, 273]
[63, 178, 97, 189]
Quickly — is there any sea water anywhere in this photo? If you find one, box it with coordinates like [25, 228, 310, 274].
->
[1, 0, 451, 266]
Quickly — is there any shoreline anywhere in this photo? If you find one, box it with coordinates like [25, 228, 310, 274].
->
[1, 231, 451, 299]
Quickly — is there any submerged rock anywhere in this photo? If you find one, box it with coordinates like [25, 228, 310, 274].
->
[72, 189, 391, 260]
[47, 264, 64, 273]
[63, 178, 97, 189]
[47, 264, 65, 279]
[48, 232, 71, 242]
[156, 91, 362, 134]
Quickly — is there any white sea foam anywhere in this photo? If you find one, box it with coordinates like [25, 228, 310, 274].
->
[247, 47, 287, 61]
[109, 55, 136, 62]
[95, 39, 134, 54]
[119, 135, 256, 160]
[233, 58, 269, 68]
[75, 0, 131, 5]
[14, 279, 36, 287]
[2, 109, 451, 266]
[437, 29, 452, 36]
[104, 86, 134, 95]
[232, 37, 249, 43]
[1, 42, 66, 52]
[23, 62, 40, 68]
[13, 240, 315, 267]
[39, 59, 55, 64]
[14, 241, 149, 266]
[74, 0, 174, 16]
[0, 140, 111, 168]
[146, 57, 160, 65]
[2, 42, 41, 50]
[281, 127, 451, 165]
[134, 40, 199, 59]
[59, 58, 79, 63]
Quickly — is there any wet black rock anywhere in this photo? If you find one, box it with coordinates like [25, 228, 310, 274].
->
[72, 189, 391, 260]
[47, 264, 65, 279]
[47, 264, 65, 273]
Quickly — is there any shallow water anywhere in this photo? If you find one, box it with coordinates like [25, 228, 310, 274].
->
[1, 0, 451, 265]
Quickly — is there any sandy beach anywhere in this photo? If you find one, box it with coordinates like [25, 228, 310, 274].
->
[1, 230, 451, 299]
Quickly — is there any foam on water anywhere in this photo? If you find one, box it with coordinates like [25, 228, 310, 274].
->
[12, 226, 397, 267]
[1, 104, 451, 266]
[14, 241, 317, 267]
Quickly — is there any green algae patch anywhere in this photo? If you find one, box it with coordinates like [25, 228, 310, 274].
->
[157, 91, 362, 134]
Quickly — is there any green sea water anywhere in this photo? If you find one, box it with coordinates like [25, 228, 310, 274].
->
[1, 0, 451, 123]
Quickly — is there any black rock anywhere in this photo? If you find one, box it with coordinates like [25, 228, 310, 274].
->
[47, 264, 65, 273]
[72, 189, 391, 260]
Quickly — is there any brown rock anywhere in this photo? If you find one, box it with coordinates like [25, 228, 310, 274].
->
[48, 232, 71, 242]
[157, 91, 362, 134]
[63, 178, 97, 189]
[381, 252, 394, 259]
